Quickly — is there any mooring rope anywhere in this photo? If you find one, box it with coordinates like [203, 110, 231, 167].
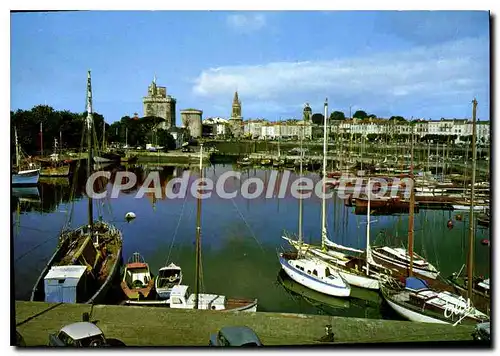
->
[165, 189, 189, 265]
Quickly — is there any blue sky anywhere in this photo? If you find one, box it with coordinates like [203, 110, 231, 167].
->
[11, 10, 490, 124]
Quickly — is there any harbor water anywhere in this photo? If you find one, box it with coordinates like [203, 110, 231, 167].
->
[12, 163, 491, 320]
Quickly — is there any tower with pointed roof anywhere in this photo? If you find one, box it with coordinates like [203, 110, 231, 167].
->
[229, 90, 243, 137]
[143, 75, 176, 129]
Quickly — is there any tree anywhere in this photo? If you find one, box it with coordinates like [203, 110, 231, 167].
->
[390, 116, 406, 122]
[353, 110, 368, 120]
[311, 113, 325, 125]
[329, 111, 345, 121]
[368, 114, 377, 119]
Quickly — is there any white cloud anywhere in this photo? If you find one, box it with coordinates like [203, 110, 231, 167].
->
[192, 37, 489, 118]
[226, 13, 266, 33]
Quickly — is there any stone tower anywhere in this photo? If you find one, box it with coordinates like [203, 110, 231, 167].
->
[229, 91, 243, 138]
[143, 75, 176, 129]
[180, 109, 203, 138]
[303, 103, 312, 122]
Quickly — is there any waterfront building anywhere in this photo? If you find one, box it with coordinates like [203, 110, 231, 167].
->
[203, 117, 229, 137]
[142, 75, 176, 130]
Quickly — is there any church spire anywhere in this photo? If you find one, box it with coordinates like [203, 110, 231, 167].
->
[233, 90, 240, 105]
[153, 73, 157, 85]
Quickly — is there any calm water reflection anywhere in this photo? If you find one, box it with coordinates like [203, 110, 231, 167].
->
[12, 163, 491, 319]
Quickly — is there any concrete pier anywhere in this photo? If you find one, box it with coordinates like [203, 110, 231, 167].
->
[15, 301, 476, 346]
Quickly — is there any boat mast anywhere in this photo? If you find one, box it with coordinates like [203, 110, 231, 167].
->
[321, 98, 328, 250]
[298, 125, 304, 249]
[427, 141, 430, 178]
[40, 122, 43, 156]
[408, 129, 415, 276]
[86, 71, 94, 231]
[365, 178, 371, 275]
[102, 121, 106, 151]
[15, 126, 20, 167]
[467, 98, 478, 300]
[194, 144, 203, 310]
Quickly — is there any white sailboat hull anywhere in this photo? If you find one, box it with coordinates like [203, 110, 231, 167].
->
[279, 255, 351, 297]
[453, 205, 486, 212]
[371, 250, 439, 279]
[337, 269, 379, 290]
[384, 297, 449, 324]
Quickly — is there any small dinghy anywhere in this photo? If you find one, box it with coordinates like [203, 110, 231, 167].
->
[155, 263, 183, 299]
[120, 252, 155, 301]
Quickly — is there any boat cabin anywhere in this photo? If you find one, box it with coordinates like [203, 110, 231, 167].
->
[44, 265, 89, 303]
[169, 285, 226, 310]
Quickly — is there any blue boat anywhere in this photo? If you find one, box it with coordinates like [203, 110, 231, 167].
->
[12, 168, 40, 186]
[12, 126, 40, 186]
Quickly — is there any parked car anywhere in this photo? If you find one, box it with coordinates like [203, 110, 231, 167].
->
[209, 326, 263, 347]
[48, 322, 108, 347]
[472, 322, 490, 342]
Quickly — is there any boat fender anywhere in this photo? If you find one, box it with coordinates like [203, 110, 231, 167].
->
[481, 239, 489, 246]
[447, 219, 454, 229]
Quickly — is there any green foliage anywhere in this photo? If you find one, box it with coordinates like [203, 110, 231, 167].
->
[390, 116, 406, 122]
[11, 105, 107, 155]
[353, 110, 368, 119]
[329, 111, 346, 121]
[311, 113, 325, 125]
[106, 116, 175, 149]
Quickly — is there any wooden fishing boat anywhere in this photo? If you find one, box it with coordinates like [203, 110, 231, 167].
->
[155, 262, 183, 300]
[120, 252, 155, 300]
[31, 221, 123, 304]
[30, 71, 123, 305]
[36, 141, 74, 177]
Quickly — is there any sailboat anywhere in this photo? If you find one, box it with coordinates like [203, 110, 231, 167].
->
[278, 99, 351, 298]
[12, 127, 40, 186]
[367, 133, 439, 280]
[447, 99, 490, 315]
[380, 107, 489, 324]
[30, 71, 123, 304]
[120, 127, 138, 163]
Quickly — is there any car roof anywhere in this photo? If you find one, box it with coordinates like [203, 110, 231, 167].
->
[60, 322, 103, 340]
[220, 326, 261, 345]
